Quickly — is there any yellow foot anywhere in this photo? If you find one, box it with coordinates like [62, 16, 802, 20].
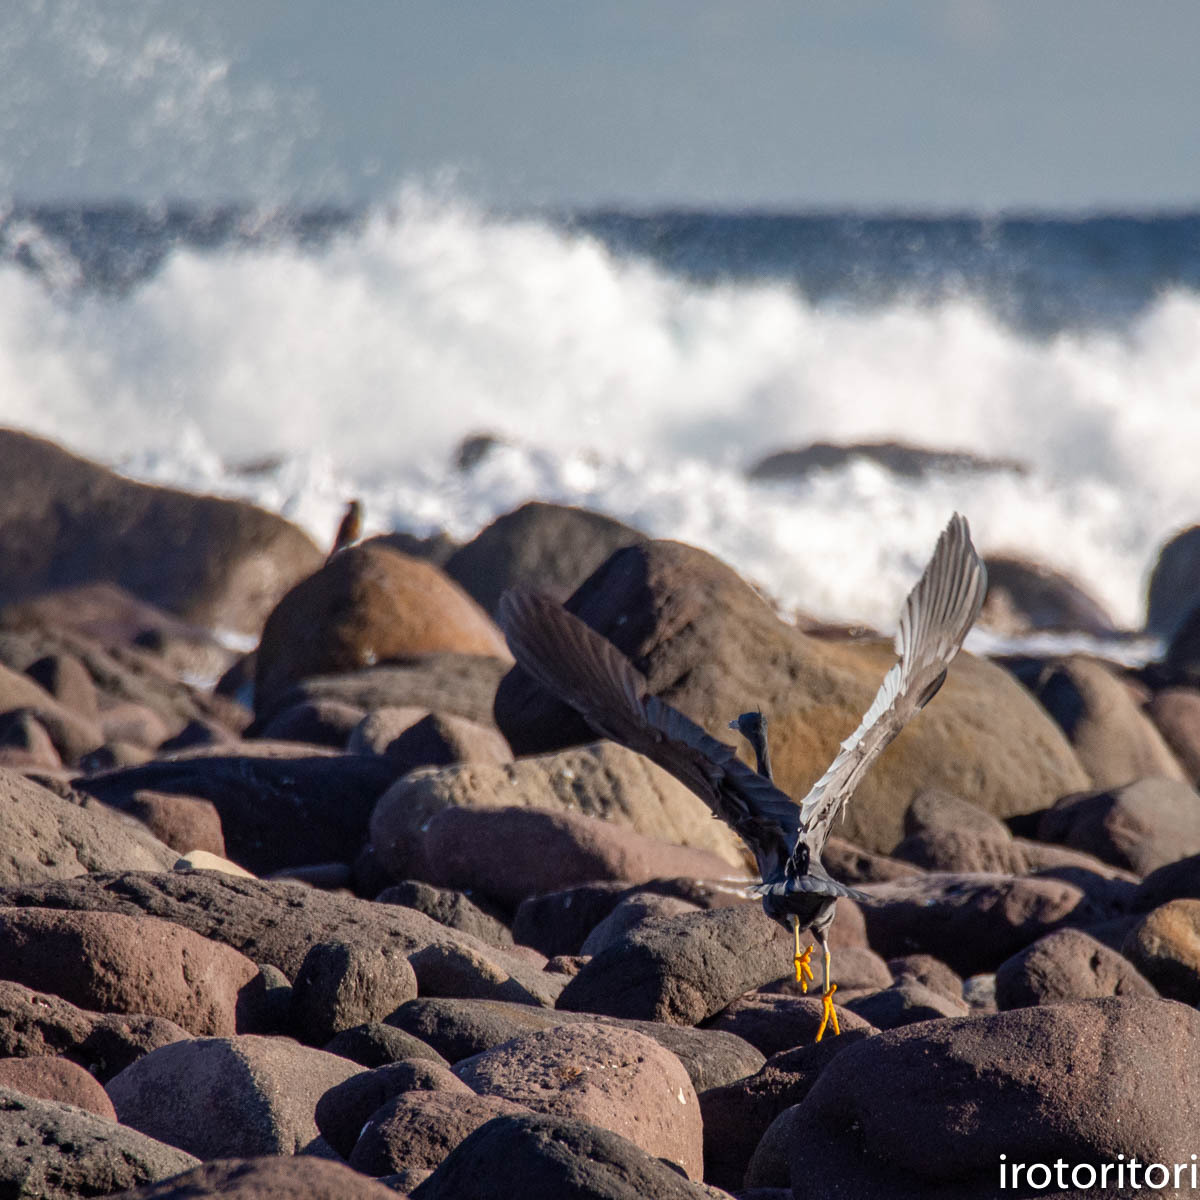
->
[793, 943, 814, 993]
[815, 984, 840, 1042]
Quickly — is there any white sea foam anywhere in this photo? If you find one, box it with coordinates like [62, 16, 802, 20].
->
[1, 189, 1198, 632]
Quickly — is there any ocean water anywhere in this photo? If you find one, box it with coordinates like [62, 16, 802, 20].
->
[1, 192, 1198, 642]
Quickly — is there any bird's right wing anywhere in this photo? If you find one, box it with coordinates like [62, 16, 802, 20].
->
[499, 589, 801, 880]
[796, 513, 987, 854]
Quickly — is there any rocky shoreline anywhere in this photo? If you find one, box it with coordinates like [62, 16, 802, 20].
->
[1, 427, 1200, 1199]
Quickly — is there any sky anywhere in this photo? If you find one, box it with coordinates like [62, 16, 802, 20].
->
[2, 1, 1199, 211]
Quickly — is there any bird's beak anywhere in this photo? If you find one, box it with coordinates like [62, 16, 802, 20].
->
[727, 718, 738, 731]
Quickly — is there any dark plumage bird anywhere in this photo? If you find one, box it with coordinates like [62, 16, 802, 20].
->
[499, 513, 987, 1040]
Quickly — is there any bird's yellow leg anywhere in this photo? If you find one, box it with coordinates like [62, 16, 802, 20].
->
[815, 943, 840, 1042]
[792, 916, 814, 993]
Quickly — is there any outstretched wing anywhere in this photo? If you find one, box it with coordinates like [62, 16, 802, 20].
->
[499, 589, 802, 881]
[797, 513, 987, 853]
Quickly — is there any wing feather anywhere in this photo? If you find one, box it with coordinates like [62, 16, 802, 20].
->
[499, 589, 800, 879]
[796, 513, 987, 852]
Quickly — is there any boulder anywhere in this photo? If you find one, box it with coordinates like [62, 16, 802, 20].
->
[1146, 524, 1200, 639]
[378, 880, 514, 948]
[443, 501, 646, 616]
[323, 1022, 448, 1069]
[707, 992, 876, 1057]
[0, 871, 560, 1008]
[0, 709, 63, 769]
[258, 699, 365, 748]
[454, 1023, 702, 1179]
[844, 980, 968, 1029]
[0, 1086, 198, 1199]
[0, 979, 189, 1082]
[0, 428, 322, 635]
[349, 1090, 528, 1175]
[995, 928, 1157, 1008]
[0, 1054, 116, 1118]
[106, 1035, 362, 1158]
[1146, 688, 1200, 783]
[1024, 656, 1186, 788]
[1038, 777, 1200, 874]
[886, 955, 964, 1005]
[375, 711, 514, 771]
[0, 906, 268, 1036]
[254, 543, 510, 717]
[370, 741, 751, 883]
[0, 661, 103, 764]
[411, 1111, 719, 1200]
[903, 788, 1011, 841]
[977, 556, 1118, 637]
[859, 873, 1098, 975]
[785, 998, 1200, 1196]
[1132, 852, 1200, 911]
[1122, 899, 1200, 1003]
[104, 1157, 400, 1199]
[419, 805, 744, 906]
[580, 893, 701, 956]
[102, 789, 226, 857]
[494, 539, 1089, 854]
[289, 940, 418, 1045]
[0, 767, 176, 884]
[23, 650, 100, 720]
[821, 836, 922, 884]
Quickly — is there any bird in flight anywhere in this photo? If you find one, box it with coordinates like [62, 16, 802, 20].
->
[499, 513, 986, 1040]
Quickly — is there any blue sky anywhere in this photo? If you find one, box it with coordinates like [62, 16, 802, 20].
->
[2, 1, 1198, 209]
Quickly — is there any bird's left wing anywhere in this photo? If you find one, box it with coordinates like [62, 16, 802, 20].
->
[499, 589, 802, 880]
[797, 513, 987, 854]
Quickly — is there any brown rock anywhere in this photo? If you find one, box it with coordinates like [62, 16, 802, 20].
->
[785, 998, 1200, 1196]
[580, 893, 701, 956]
[1026, 656, 1187, 788]
[892, 827, 1028, 874]
[105, 1157, 401, 1200]
[903, 788, 1012, 840]
[886, 954, 963, 1004]
[323, 1022, 448, 1069]
[346, 705, 430, 753]
[1122, 899, 1200, 1003]
[495, 539, 1089, 854]
[379, 711, 514, 771]
[0, 1054, 116, 1118]
[0, 1086, 198, 1199]
[0, 661, 103, 764]
[708, 991, 876, 1057]
[0, 429, 322, 636]
[454, 1023, 703, 1179]
[258, 699, 366, 748]
[348, 1090, 528, 1175]
[24, 651, 100, 720]
[1133, 852, 1200, 911]
[995, 927, 1157, 1009]
[978, 556, 1118, 636]
[370, 741, 751, 883]
[0, 708, 63, 769]
[106, 789, 226, 856]
[1038, 777, 1200, 874]
[289, 940, 418, 1045]
[443, 500, 646, 616]
[421, 805, 744, 906]
[0, 979, 189, 1082]
[254, 543, 510, 717]
[845, 979, 968, 1028]
[1146, 687, 1200, 783]
[376, 880, 514, 949]
[0, 906, 268, 1036]
[0, 768, 176, 884]
[316, 1058, 472, 1157]
[99, 702, 171, 749]
[107, 1035, 362, 1158]
[822, 836, 923, 885]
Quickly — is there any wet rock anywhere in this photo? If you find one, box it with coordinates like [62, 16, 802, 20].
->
[443, 501, 646, 617]
[412, 1110, 735, 1200]
[0, 870, 559, 1007]
[0, 1086, 198, 1199]
[289, 940, 418, 1045]
[860, 873, 1098, 975]
[317, 1058, 472, 1158]
[1025, 656, 1186, 788]
[107, 1035, 361, 1158]
[74, 752, 397, 875]
[371, 741, 751, 884]
[785, 998, 1200, 1196]
[455, 1022, 702, 1179]
[558, 904, 793, 1024]
[106, 1157, 400, 1199]
[844, 979, 968, 1029]
[254, 543, 509, 717]
[324, 1022, 449, 1069]
[0, 428, 322, 636]
[0, 906, 268, 1036]
[1122, 899, 1200, 1003]
[420, 805, 742, 907]
[349, 1090, 528, 1175]
[995, 927, 1157, 1009]
[495, 539, 1088, 854]
[1038, 777, 1200, 874]
[377, 880, 514, 948]
[0, 979, 189, 1082]
[1146, 687, 1200, 783]
[0, 1054, 116, 1118]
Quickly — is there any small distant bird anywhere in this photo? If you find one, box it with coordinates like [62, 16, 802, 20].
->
[500, 514, 986, 1041]
[327, 499, 363, 562]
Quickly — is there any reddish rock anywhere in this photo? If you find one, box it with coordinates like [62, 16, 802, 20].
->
[348, 1090, 528, 1175]
[107, 789, 226, 856]
[903, 787, 1012, 839]
[24, 652, 100, 720]
[0, 907, 267, 1036]
[254, 543, 510, 717]
[0, 661, 102, 764]
[707, 992, 876, 1057]
[1133, 852, 1200, 911]
[454, 1023, 703, 1179]
[0, 708, 63, 769]
[1146, 687, 1200, 783]
[1122, 899, 1200, 1003]
[580, 893, 701, 956]
[0, 1054, 116, 1118]
[379, 711, 514, 772]
[822, 836, 923, 885]
[886, 955, 963, 1004]
[105, 1157, 400, 1199]
[845, 980, 968, 1029]
[106, 1035, 361, 1158]
[376, 880, 514, 949]
[323, 1021, 448, 1069]
[995, 928, 1157, 1008]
